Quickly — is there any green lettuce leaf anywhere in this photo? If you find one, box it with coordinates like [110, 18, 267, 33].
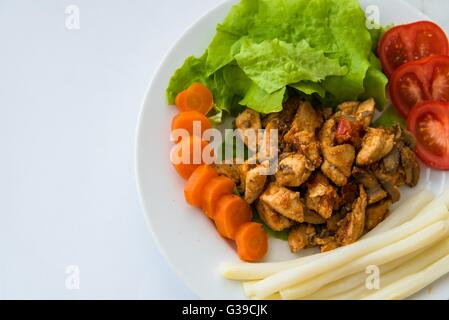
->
[240, 83, 286, 114]
[369, 24, 393, 51]
[166, 55, 246, 122]
[321, 0, 373, 102]
[206, 30, 241, 76]
[166, 54, 209, 104]
[235, 39, 347, 94]
[222, 63, 251, 97]
[289, 82, 326, 98]
[206, 0, 259, 74]
[248, 0, 337, 51]
[167, 0, 389, 122]
[359, 54, 389, 108]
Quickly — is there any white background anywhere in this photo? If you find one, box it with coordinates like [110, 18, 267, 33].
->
[1, 0, 448, 299]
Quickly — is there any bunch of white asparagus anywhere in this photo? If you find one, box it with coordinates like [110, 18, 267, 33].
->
[221, 189, 449, 300]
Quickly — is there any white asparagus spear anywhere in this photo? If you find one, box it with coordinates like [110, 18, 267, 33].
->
[301, 248, 425, 300]
[363, 252, 449, 300]
[329, 284, 366, 300]
[329, 237, 449, 300]
[246, 205, 448, 299]
[221, 250, 329, 281]
[247, 251, 414, 300]
[279, 219, 449, 300]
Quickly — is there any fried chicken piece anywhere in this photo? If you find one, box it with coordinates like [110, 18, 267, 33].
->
[336, 101, 360, 116]
[262, 97, 302, 154]
[275, 153, 313, 187]
[365, 199, 392, 231]
[288, 224, 316, 253]
[318, 118, 356, 186]
[260, 183, 305, 223]
[334, 98, 375, 128]
[314, 236, 339, 253]
[334, 183, 358, 211]
[336, 185, 367, 246]
[321, 162, 347, 187]
[214, 163, 240, 185]
[256, 200, 294, 232]
[304, 209, 326, 225]
[305, 173, 337, 219]
[319, 118, 336, 148]
[284, 100, 323, 139]
[236, 162, 253, 191]
[287, 131, 322, 168]
[355, 98, 376, 128]
[235, 109, 261, 151]
[322, 145, 355, 177]
[321, 144, 356, 186]
[352, 167, 388, 205]
[356, 128, 395, 166]
[326, 212, 346, 233]
[282, 101, 323, 168]
[243, 163, 268, 204]
[263, 97, 299, 135]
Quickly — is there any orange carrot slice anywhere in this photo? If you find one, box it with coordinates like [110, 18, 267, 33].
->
[235, 222, 268, 262]
[214, 195, 253, 240]
[184, 165, 218, 207]
[175, 83, 214, 114]
[172, 136, 208, 180]
[202, 176, 236, 219]
[171, 111, 212, 143]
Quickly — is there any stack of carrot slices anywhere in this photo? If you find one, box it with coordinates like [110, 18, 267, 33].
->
[170, 83, 269, 262]
[184, 165, 268, 262]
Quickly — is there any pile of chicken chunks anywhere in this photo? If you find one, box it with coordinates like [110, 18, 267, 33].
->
[215, 97, 420, 253]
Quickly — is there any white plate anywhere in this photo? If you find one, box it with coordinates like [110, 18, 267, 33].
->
[136, 0, 449, 299]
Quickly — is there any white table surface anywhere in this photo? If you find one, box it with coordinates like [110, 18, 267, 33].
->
[1, 0, 448, 299]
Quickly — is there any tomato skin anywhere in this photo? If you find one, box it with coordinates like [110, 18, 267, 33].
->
[335, 118, 363, 146]
[336, 119, 352, 144]
[389, 55, 449, 117]
[378, 21, 449, 77]
[407, 101, 449, 170]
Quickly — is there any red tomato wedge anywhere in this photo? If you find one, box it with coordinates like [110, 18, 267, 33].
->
[389, 55, 449, 117]
[378, 21, 449, 77]
[407, 101, 449, 170]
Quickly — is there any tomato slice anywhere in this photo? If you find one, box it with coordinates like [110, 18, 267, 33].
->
[378, 21, 449, 77]
[407, 101, 449, 170]
[389, 55, 449, 117]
